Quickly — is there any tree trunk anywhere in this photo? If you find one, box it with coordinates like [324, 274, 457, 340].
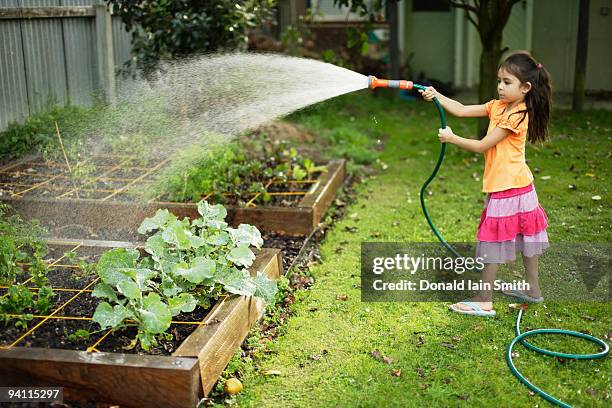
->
[477, 35, 503, 138]
[387, 0, 400, 79]
[572, 0, 590, 112]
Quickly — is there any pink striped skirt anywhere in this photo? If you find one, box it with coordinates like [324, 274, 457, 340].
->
[475, 183, 549, 264]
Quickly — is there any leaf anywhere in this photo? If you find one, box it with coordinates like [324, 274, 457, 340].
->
[207, 219, 229, 229]
[138, 209, 173, 234]
[144, 234, 166, 260]
[253, 271, 278, 304]
[133, 268, 156, 290]
[188, 234, 206, 248]
[228, 224, 263, 248]
[93, 302, 131, 329]
[137, 332, 157, 351]
[161, 274, 182, 297]
[206, 231, 230, 245]
[97, 248, 140, 286]
[92, 283, 119, 303]
[292, 164, 307, 181]
[371, 349, 393, 364]
[140, 293, 171, 334]
[227, 245, 256, 267]
[117, 279, 142, 300]
[168, 293, 197, 316]
[197, 200, 227, 222]
[262, 369, 282, 376]
[174, 257, 215, 284]
[216, 266, 256, 297]
[162, 220, 192, 250]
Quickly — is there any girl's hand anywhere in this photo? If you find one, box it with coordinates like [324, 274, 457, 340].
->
[438, 126, 455, 143]
[418, 86, 438, 101]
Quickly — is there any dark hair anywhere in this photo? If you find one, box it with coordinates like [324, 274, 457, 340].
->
[499, 51, 552, 144]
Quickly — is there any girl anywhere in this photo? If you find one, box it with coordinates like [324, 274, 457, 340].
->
[419, 51, 552, 317]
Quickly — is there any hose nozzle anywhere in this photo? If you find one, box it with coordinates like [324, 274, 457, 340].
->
[368, 75, 414, 90]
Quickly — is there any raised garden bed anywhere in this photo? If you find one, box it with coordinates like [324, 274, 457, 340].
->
[0, 155, 345, 237]
[0, 240, 282, 408]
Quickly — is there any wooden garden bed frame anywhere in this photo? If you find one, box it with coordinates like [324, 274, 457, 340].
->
[0, 241, 283, 408]
[0, 158, 345, 237]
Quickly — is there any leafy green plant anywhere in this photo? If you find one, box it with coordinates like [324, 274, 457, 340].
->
[92, 200, 277, 350]
[0, 204, 54, 319]
[0, 104, 96, 161]
[108, 0, 276, 76]
[151, 137, 327, 205]
[65, 328, 91, 342]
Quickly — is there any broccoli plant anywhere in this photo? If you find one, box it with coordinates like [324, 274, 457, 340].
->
[92, 200, 277, 350]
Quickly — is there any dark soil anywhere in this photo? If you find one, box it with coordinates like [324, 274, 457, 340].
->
[262, 232, 306, 270]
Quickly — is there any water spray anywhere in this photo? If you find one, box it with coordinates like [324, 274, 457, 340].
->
[368, 76, 609, 408]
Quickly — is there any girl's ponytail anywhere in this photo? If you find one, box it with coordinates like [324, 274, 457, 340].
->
[500, 52, 552, 144]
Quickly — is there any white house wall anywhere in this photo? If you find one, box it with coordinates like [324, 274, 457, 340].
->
[403, 0, 611, 92]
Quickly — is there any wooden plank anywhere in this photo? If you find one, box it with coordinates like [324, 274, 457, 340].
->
[0, 196, 314, 237]
[0, 348, 200, 408]
[298, 159, 346, 225]
[45, 237, 144, 250]
[174, 248, 282, 395]
[230, 206, 313, 236]
[0, 7, 95, 19]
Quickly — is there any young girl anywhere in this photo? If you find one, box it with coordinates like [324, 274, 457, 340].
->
[419, 51, 552, 316]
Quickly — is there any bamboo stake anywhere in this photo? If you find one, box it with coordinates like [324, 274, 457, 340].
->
[54, 121, 80, 198]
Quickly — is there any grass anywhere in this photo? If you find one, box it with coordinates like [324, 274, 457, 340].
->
[219, 91, 611, 407]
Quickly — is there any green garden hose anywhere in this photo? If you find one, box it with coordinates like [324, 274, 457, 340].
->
[507, 308, 609, 407]
[368, 76, 610, 407]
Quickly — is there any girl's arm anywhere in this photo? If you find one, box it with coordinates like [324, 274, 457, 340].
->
[438, 126, 512, 154]
[419, 87, 488, 118]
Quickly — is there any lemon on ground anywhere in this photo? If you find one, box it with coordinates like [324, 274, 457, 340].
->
[224, 378, 243, 395]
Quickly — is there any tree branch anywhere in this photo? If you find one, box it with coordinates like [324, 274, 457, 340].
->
[448, 0, 478, 14]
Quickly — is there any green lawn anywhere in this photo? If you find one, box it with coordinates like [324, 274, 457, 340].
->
[221, 92, 611, 407]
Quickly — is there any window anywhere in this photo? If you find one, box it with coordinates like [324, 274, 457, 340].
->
[413, 0, 450, 12]
[310, 0, 384, 22]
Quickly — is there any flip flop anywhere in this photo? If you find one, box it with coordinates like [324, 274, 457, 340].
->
[448, 301, 496, 317]
[501, 289, 543, 303]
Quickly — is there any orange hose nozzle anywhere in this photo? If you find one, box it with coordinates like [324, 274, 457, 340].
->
[368, 75, 413, 90]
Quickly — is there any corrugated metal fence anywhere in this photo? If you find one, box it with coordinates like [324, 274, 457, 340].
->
[0, 0, 132, 131]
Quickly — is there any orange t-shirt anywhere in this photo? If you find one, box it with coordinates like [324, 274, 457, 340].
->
[482, 99, 534, 192]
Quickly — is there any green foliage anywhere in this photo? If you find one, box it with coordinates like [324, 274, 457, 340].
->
[91, 200, 277, 350]
[108, 0, 276, 75]
[151, 138, 326, 204]
[0, 104, 96, 160]
[0, 204, 54, 319]
[65, 328, 91, 342]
